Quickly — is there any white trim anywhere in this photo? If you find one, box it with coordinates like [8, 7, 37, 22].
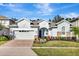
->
[16, 17, 30, 23]
[56, 20, 70, 25]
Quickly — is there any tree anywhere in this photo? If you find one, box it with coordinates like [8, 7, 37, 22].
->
[72, 27, 79, 41]
[49, 19, 51, 22]
[65, 18, 72, 22]
[52, 15, 64, 22]
[11, 18, 17, 21]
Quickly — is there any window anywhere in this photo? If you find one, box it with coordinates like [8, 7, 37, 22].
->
[30, 23, 34, 25]
[19, 30, 22, 32]
[49, 23, 51, 25]
[37, 23, 39, 25]
[19, 30, 27, 32]
[19, 30, 34, 32]
[55, 24, 57, 26]
[62, 26, 65, 35]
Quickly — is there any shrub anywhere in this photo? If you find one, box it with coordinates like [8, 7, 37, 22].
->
[40, 38, 47, 43]
[3, 35, 13, 40]
[60, 37, 65, 40]
[45, 36, 52, 41]
[72, 37, 76, 41]
[0, 35, 13, 41]
[34, 37, 40, 43]
[0, 36, 8, 41]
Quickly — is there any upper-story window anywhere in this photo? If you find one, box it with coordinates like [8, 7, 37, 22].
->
[2, 20, 5, 24]
[49, 23, 51, 25]
[30, 23, 34, 25]
[37, 23, 39, 25]
[62, 26, 65, 35]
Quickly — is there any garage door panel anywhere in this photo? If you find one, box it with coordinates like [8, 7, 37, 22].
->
[14, 30, 35, 40]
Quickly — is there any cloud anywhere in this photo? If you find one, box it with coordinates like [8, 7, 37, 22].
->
[60, 13, 79, 18]
[33, 3, 53, 15]
[10, 7, 33, 15]
[0, 3, 20, 12]
[0, 3, 23, 12]
[55, 4, 79, 11]
[0, 3, 16, 7]
[0, 3, 33, 15]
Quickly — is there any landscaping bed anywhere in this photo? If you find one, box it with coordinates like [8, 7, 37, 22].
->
[0, 35, 12, 45]
[32, 48, 79, 56]
[33, 40, 79, 47]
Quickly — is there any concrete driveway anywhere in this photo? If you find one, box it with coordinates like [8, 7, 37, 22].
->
[1, 40, 34, 47]
[0, 40, 37, 56]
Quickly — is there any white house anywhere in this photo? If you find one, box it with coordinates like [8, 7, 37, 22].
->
[39, 20, 49, 37]
[0, 19, 10, 28]
[17, 18, 30, 28]
[71, 19, 79, 27]
[0, 16, 17, 28]
[0, 16, 11, 28]
[39, 20, 49, 29]
[10, 18, 38, 40]
[49, 20, 71, 37]
[50, 27, 57, 37]
[10, 18, 72, 40]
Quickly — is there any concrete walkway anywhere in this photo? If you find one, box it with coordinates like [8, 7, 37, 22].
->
[0, 40, 37, 56]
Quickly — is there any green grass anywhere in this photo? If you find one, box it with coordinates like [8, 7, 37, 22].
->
[33, 40, 79, 47]
[0, 41, 8, 45]
[32, 48, 79, 56]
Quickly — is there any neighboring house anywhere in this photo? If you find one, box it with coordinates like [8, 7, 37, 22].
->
[69, 19, 79, 37]
[71, 19, 79, 27]
[0, 29, 10, 35]
[0, 16, 10, 28]
[0, 16, 16, 28]
[0, 16, 16, 35]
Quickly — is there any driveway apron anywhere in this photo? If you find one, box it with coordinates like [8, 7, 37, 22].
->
[0, 40, 37, 56]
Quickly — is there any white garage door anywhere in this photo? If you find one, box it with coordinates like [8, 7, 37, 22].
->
[14, 30, 35, 40]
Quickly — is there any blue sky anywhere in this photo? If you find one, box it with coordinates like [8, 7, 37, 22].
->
[0, 3, 79, 20]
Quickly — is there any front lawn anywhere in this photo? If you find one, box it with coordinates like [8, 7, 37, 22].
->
[32, 48, 79, 56]
[33, 40, 79, 47]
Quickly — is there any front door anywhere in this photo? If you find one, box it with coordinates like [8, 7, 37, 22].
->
[39, 28, 48, 38]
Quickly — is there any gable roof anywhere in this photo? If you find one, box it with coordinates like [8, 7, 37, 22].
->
[56, 20, 71, 25]
[70, 18, 79, 23]
[0, 16, 8, 19]
[0, 16, 10, 20]
[39, 20, 48, 24]
[17, 17, 30, 23]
